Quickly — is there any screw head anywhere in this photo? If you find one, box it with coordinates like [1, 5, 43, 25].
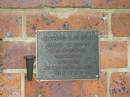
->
[96, 75, 99, 78]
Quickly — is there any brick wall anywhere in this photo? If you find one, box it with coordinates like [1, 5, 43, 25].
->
[0, 0, 130, 97]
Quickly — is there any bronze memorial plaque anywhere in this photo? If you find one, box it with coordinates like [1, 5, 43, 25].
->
[37, 31, 99, 80]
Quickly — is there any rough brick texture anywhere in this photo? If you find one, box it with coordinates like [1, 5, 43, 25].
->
[27, 11, 108, 37]
[111, 72, 130, 97]
[0, 0, 44, 8]
[0, 73, 21, 97]
[101, 41, 128, 69]
[72, 73, 107, 97]
[92, 0, 130, 8]
[47, 0, 91, 7]
[25, 73, 107, 97]
[3, 41, 35, 69]
[112, 13, 130, 37]
[1, 0, 130, 8]
[0, 13, 22, 38]
[0, 0, 91, 8]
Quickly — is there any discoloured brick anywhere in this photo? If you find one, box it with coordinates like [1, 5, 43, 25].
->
[92, 0, 130, 8]
[0, 0, 44, 8]
[112, 13, 130, 37]
[111, 72, 130, 97]
[3, 41, 35, 69]
[0, 73, 21, 97]
[101, 41, 128, 69]
[27, 11, 108, 37]
[47, 0, 91, 7]
[25, 73, 107, 97]
[0, 13, 22, 38]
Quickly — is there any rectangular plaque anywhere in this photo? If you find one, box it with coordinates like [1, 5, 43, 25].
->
[37, 30, 99, 80]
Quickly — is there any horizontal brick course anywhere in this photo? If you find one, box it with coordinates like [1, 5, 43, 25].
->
[0, 0, 91, 8]
[27, 11, 108, 37]
[1, 0, 130, 8]
[3, 40, 128, 69]
[25, 72, 107, 97]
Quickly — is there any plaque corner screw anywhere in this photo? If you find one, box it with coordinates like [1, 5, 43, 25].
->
[96, 75, 99, 78]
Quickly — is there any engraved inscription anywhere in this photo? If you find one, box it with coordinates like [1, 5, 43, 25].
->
[37, 31, 99, 80]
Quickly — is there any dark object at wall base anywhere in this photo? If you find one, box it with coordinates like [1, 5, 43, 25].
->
[0, 39, 3, 67]
[24, 55, 36, 81]
[0, 39, 3, 73]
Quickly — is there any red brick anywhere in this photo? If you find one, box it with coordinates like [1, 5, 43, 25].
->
[25, 73, 107, 97]
[25, 76, 72, 97]
[27, 11, 108, 37]
[47, 0, 91, 7]
[72, 73, 107, 97]
[0, 0, 44, 8]
[0, 13, 22, 38]
[3, 41, 35, 69]
[0, 73, 21, 97]
[92, 0, 130, 8]
[100, 41, 128, 69]
[112, 13, 130, 37]
[111, 72, 130, 97]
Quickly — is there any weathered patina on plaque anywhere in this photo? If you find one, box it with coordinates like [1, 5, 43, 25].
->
[37, 31, 99, 80]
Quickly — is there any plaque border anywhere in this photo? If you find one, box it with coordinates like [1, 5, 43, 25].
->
[36, 30, 100, 81]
